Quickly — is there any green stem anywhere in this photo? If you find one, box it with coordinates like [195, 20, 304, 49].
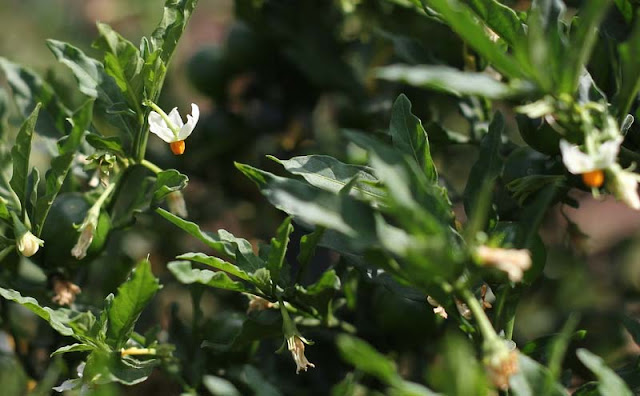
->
[460, 288, 500, 343]
[141, 159, 163, 174]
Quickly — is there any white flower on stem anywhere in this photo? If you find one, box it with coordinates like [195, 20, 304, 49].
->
[246, 295, 275, 314]
[71, 222, 95, 260]
[287, 335, 315, 374]
[147, 102, 199, 155]
[427, 296, 448, 319]
[17, 230, 44, 257]
[606, 164, 640, 210]
[476, 246, 531, 283]
[560, 137, 622, 188]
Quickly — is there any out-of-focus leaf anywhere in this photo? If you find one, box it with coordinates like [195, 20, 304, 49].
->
[336, 334, 398, 385]
[462, 0, 526, 47]
[203, 375, 241, 396]
[621, 315, 640, 346]
[266, 217, 293, 285]
[576, 349, 633, 396]
[47, 40, 135, 144]
[0, 58, 70, 137]
[106, 258, 161, 349]
[389, 94, 437, 182]
[83, 351, 157, 386]
[297, 227, 325, 268]
[35, 100, 94, 236]
[615, 13, 640, 117]
[378, 65, 529, 99]
[509, 354, 567, 396]
[152, 169, 188, 204]
[463, 112, 504, 230]
[168, 261, 249, 292]
[10, 103, 40, 215]
[176, 252, 252, 281]
[236, 163, 378, 244]
[269, 155, 385, 203]
[0, 287, 74, 336]
[419, 0, 524, 78]
[560, 0, 612, 93]
[150, 0, 200, 64]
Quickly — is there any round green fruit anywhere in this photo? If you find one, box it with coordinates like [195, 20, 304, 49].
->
[38, 193, 111, 270]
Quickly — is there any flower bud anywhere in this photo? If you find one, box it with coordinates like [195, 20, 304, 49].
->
[476, 246, 531, 283]
[287, 335, 315, 374]
[167, 191, 188, 218]
[17, 231, 44, 257]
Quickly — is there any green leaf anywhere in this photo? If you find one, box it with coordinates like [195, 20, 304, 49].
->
[297, 227, 325, 268]
[336, 334, 399, 385]
[168, 260, 249, 292]
[461, 0, 526, 48]
[176, 252, 252, 281]
[35, 100, 94, 236]
[156, 208, 262, 269]
[463, 112, 504, 229]
[419, 0, 524, 78]
[150, 0, 200, 64]
[377, 65, 529, 99]
[47, 40, 135, 145]
[152, 169, 189, 204]
[0, 58, 71, 138]
[10, 103, 40, 214]
[266, 217, 293, 285]
[615, 12, 640, 118]
[509, 354, 568, 396]
[621, 315, 640, 346]
[269, 155, 385, 204]
[235, 163, 377, 244]
[85, 134, 126, 157]
[389, 94, 437, 182]
[106, 258, 161, 349]
[83, 350, 157, 386]
[51, 343, 94, 357]
[0, 287, 75, 336]
[560, 0, 612, 93]
[93, 23, 144, 113]
[576, 349, 633, 396]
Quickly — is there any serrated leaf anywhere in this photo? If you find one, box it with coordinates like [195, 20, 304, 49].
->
[389, 94, 437, 181]
[35, 100, 94, 236]
[51, 343, 94, 357]
[0, 58, 71, 137]
[377, 65, 528, 99]
[269, 155, 385, 203]
[0, 287, 75, 336]
[266, 217, 293, 285]
[576, 349, 633, 396]
[168, 261, 249, 292]
[10, 103, 40, 214]
[176, 252, 252, 281]
[152, 169, 188, 204]
[106, 258, 161, 349]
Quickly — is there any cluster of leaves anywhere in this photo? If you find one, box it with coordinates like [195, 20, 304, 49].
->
[1, 0, 640, 395]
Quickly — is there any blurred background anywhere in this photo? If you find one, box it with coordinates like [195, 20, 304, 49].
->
[2, 0, 640, 394]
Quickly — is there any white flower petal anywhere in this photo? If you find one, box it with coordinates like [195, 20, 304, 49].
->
[560, 140, 597, 174]
[178, 103, 200, 140]
[594, 136, 622, 169]
[608, 167, 640, 210]
[167, 107, 184, 128]
[149, 111, 176, 143]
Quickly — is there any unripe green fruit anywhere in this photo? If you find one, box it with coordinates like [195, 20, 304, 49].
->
[37, 193, 111, 271]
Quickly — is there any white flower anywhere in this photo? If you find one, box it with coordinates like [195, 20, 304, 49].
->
[559, 137, 622, 174]
[71, 223, 94, 260]
[148, 103, 199, 155]
[476, 246, 531, 283]
[167, 191, 188, 218]
[17, 231, 44, 257]
[607, 164, 640, 210]
[287, 335, 315, 374]
[51, 277, 81, 306]
[427, 296, 448, 319]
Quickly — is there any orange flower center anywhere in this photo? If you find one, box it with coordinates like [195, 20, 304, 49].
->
[582, 169, 604, 188]
[170, 140, 185, 155]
